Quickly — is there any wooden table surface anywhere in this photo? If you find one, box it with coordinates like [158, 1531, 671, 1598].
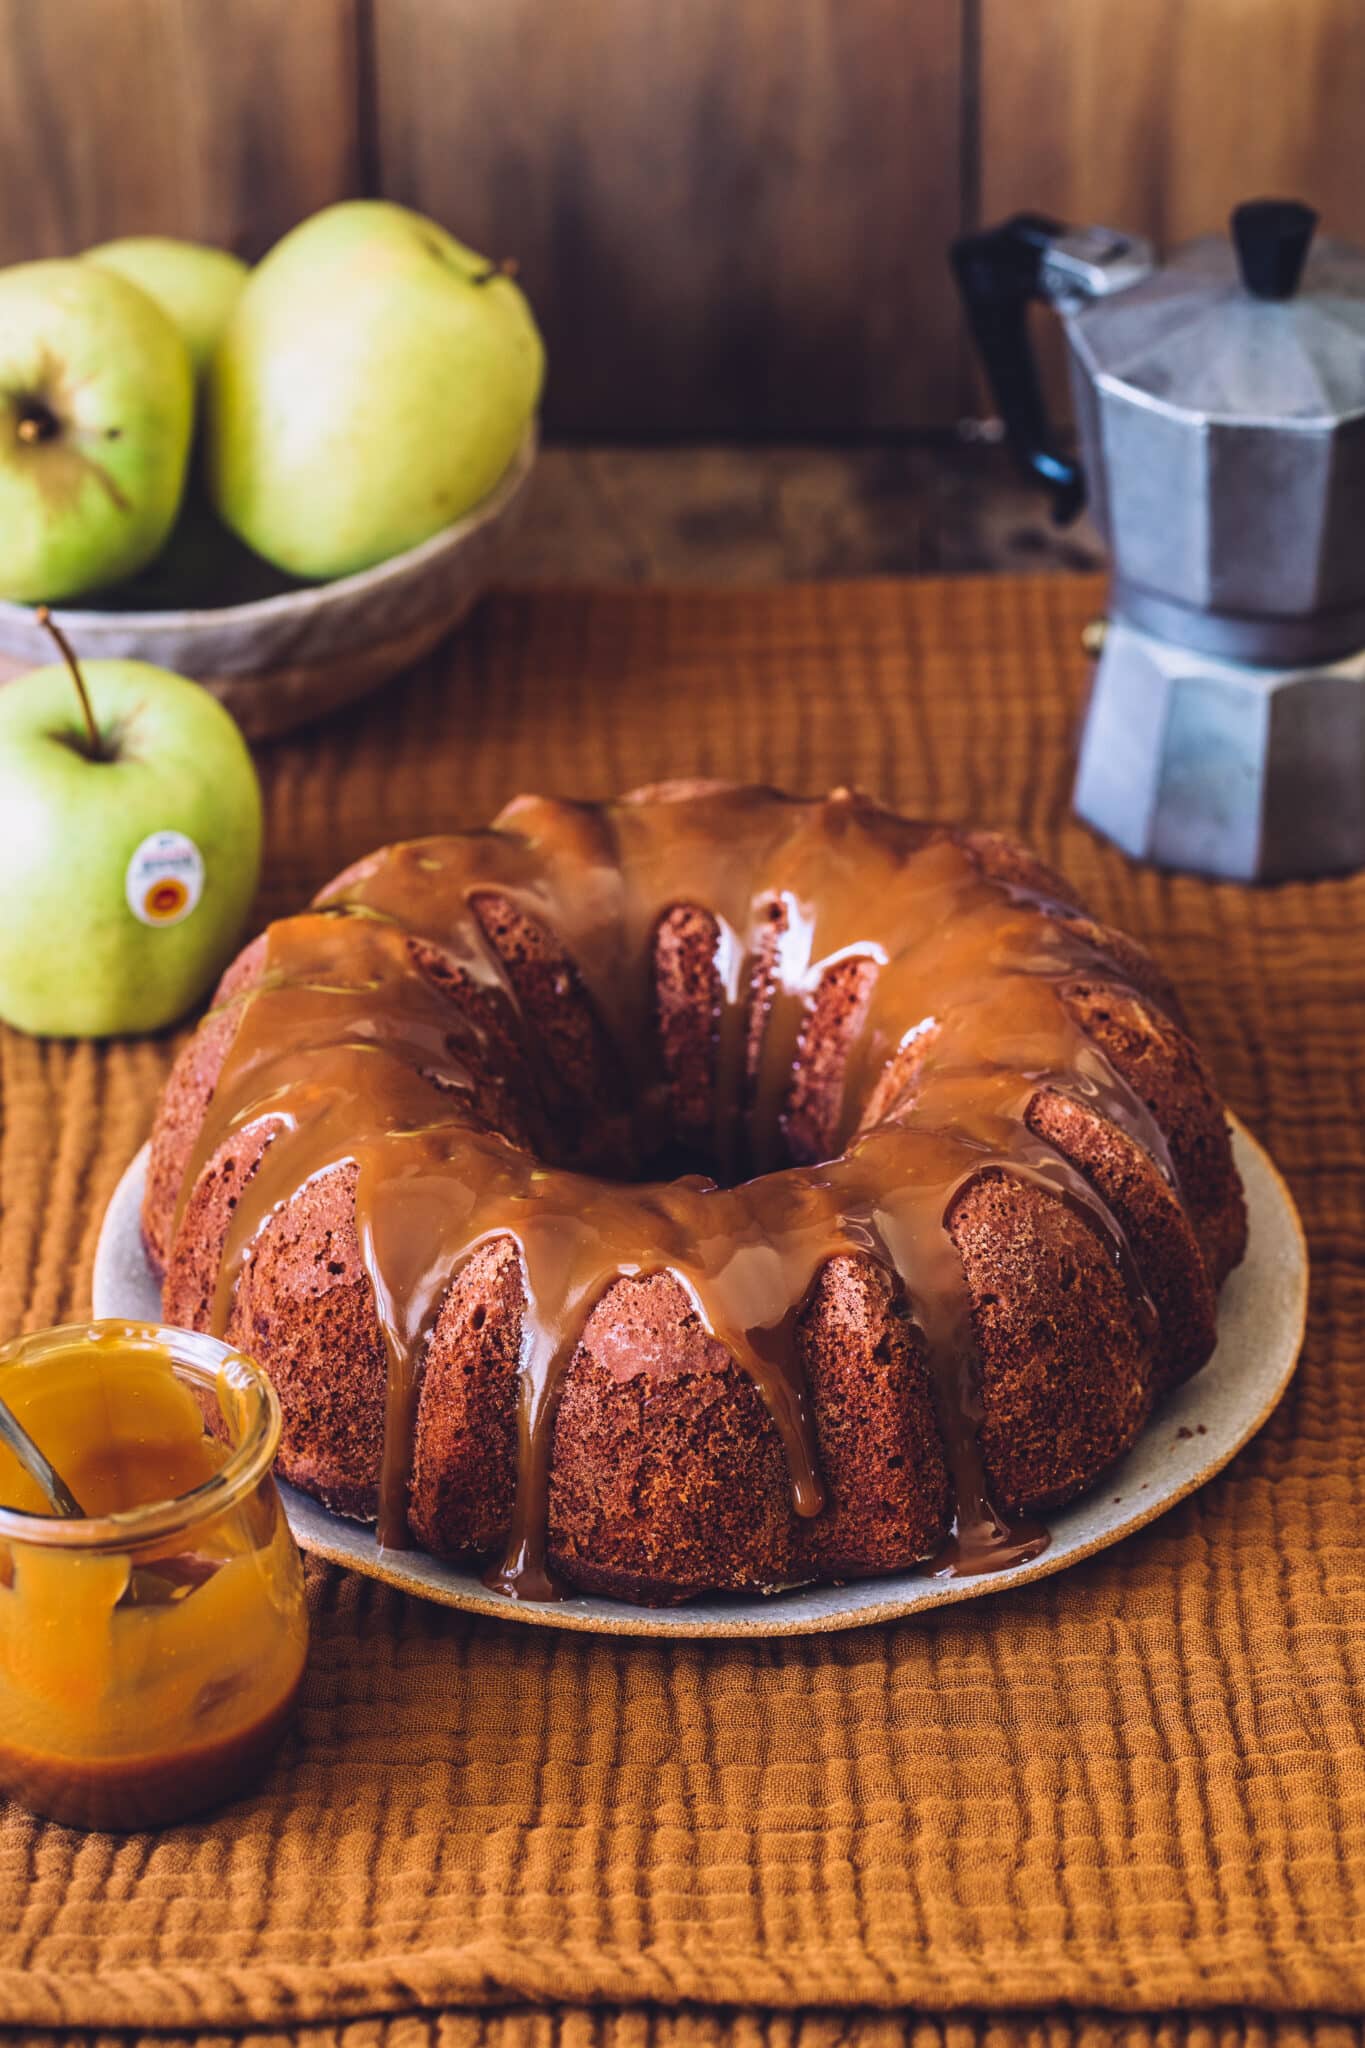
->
[502, 443, 1104, 586]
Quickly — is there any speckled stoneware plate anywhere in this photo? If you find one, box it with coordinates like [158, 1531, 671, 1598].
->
[93, 1118, 1305, 1637]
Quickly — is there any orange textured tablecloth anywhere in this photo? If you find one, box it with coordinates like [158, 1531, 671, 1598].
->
[0, 577, 1360, 2041]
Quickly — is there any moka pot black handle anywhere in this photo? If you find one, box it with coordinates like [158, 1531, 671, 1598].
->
[950, 212, 1084, 525]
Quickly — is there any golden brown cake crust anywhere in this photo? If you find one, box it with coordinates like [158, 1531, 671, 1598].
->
[145, 787, 1247, 1606]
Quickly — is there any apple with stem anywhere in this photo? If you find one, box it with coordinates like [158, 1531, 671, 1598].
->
[206, 201, 543, 580]
[0, 611, 262, 1037]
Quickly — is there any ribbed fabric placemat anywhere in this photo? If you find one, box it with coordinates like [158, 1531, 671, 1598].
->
[7, 2017, 1365, 2048]
[0, 575, 1358, 2035]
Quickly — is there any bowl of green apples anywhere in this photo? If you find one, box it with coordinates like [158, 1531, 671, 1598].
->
[0, 204, 543, 741]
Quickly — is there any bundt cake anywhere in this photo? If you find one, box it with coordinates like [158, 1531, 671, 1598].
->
[142, 782, 1247, 1605]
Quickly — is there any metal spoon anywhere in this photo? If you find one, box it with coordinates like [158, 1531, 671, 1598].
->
[0, 1393, 215, 1606]
[0, 1394, 85, 1518]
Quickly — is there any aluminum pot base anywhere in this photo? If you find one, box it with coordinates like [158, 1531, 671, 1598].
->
[1074, 619, 1365, 880]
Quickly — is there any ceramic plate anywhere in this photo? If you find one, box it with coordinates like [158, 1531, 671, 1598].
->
[93, 1119, 1305, 1637]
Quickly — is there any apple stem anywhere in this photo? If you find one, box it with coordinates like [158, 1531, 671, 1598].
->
[34, 607, 106, 762]
[472, 256, 520, 286]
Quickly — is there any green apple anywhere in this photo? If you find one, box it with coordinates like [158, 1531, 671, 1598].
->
[0, 259, 193, 604]
[206, 200, 543, 580]
[83, 237, 248, 380]
[0, 617, 262, 1037]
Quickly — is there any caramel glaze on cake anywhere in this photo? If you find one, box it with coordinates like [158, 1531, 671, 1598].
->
[143, 783, 1247, 1605]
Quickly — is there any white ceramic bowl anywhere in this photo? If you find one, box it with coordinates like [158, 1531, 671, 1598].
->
[0, 426, 537, 742]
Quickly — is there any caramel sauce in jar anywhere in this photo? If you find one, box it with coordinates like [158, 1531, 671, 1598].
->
[0, 1322, 308, 1831]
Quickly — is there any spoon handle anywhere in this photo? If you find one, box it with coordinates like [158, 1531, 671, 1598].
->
[0, 1394, 86, 1518]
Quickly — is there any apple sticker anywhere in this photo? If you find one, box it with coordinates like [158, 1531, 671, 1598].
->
[125, 830, 205, 927]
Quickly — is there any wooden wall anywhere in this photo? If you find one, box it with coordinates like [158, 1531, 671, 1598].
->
[3, 0, 1362, 437]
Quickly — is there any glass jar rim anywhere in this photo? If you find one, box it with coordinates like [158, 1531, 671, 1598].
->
[0, 1321, 282, 1553]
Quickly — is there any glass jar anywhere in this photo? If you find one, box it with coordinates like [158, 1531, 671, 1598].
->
[0, 1321, 308, 1830]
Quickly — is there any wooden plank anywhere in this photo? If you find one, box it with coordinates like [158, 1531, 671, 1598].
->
[371, 0, 966, 435]
[0, 0, 362, 263]
[978, 0, 1365, 418]
[986, 0, 1365, 243]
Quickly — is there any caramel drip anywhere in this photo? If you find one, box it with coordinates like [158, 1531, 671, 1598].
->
[174, 787, 1177, 1598]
